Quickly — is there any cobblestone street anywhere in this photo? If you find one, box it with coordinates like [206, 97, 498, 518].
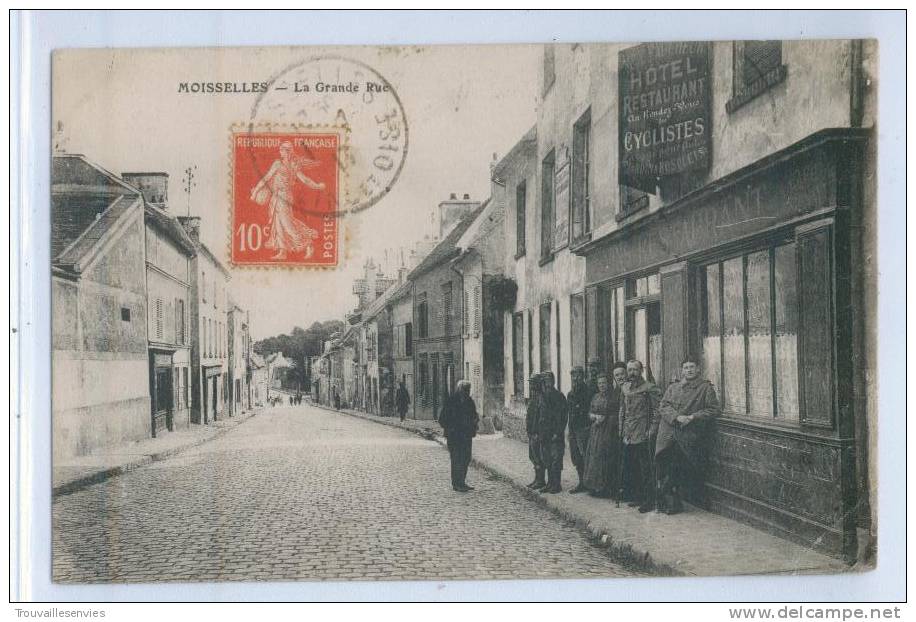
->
[53, 404, 634, 583]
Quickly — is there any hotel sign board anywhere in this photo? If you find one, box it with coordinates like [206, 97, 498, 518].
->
[619, 41, 712, 194]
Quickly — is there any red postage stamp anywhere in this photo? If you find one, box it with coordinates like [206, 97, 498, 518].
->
[231, 131, 341, 267]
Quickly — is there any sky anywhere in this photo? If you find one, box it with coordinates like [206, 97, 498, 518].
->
[53, 45, 539, 340]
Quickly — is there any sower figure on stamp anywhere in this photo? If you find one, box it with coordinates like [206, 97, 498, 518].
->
[525, 374, 546, 491]
[618, 360, 662, 513]
[566, 366, 593, 494]
[438, 380, 479, 492]
[655, 357, 720, 515]
[582, 363, 627, 499]
[395, 378, 411, 422]
[249, 141, 324, 260]
[537, 371, 568, 494]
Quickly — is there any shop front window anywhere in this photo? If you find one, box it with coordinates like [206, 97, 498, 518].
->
[701, 242, 799, 421]
[622, 274, 661, 384]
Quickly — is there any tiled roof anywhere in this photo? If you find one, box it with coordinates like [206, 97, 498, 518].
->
[144, 203, 197, 256]
[54, 194, 142, 270]
[51, 155, 142, 271]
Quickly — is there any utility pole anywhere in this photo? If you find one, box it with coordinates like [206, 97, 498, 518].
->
[182, 164, 198, 216]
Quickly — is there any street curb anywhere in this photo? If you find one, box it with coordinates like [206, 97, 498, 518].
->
[320, 402, 679, 576]
[52, 410, 259, 499]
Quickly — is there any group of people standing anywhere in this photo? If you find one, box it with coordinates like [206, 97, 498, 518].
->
[434, 354, 721, 508]
[527, 356, 720, 515]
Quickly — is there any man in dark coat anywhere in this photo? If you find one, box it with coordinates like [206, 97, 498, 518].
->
[537, 371, 568, 494]
[655, 358, 720, 514]
[618, 360, 662, 512]
[395, 379, 411, 422]
[566, 366, 593, 494]
[438, 380, 479, 492]
[525, 373, 546, 490]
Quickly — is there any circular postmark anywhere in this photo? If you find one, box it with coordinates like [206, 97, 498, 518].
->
[249, 55, 408, 216]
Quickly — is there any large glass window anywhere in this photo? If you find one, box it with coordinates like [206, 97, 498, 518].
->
[701, 242, 799, 420]
[602, 285, 626, 368]
[622, 274, 661, 384]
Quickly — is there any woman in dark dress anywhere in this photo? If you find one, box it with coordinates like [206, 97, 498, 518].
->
[582, 365, 626, 498]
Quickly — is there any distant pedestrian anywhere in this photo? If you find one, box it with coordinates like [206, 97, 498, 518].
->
[537, 371, 568, 494]
[582, 364, 626, 498]
[655, 358, 720, 515]
[525, 374, 546, 491]
[618, 360, 662, 513]
[395, 379, 411, 422]
[333, 387, 341, 410]
[566, 366, 593, 494]
[438, 380, 479, 492]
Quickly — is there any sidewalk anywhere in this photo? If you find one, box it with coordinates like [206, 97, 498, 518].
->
[324, 402, 849, 577]
[53, 409, 259, 497]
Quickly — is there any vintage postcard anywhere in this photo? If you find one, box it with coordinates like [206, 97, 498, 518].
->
[50, 40, 878, 584]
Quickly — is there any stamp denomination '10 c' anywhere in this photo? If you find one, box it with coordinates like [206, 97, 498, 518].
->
[231, 131, 340, 267]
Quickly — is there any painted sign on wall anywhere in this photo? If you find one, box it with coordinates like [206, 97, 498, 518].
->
[619, 41, 712, 193]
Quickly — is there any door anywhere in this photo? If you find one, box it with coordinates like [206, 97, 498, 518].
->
[210, 376, 218, 421]
[154, 366, 173, 434]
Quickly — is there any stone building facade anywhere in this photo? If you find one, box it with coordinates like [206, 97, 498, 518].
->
[178, 216, 231, 425]
[227, 302, 250, 414]
[51, 155, 152, 459]
[127, 173, 196, 437]
[453, 198, 506, 426]
[409, 200, 483, 421]
[526, 40, 877, 561]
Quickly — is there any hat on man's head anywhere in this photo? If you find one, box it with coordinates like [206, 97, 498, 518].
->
[571, 366, 584, 375]
[528, 373, 541, 382]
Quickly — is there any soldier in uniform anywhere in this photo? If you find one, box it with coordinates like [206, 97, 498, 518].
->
[438, 380, 479, 492]
[655, 358, 720, 514]
[537, 371, 568, 494]
[618, 360, 662, 512]
[566, 366, 593, 494]
[525, 374, 546, 491]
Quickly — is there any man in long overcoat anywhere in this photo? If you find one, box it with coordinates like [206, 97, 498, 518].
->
[566, 366, 593, 494]
[395, 379, 411, 422]
[438, 380, 479, 492]
[655, 358, 720, 514]
[525, 374, 546, 490]
[618, 360, 662, 512]
[537, 371, 568, 494]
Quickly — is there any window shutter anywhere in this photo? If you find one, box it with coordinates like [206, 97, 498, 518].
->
[155, 298, 163, 339]
[743, 41, 782, 85]
[473, 284, 481, 335]
[796, 221, 835, 428]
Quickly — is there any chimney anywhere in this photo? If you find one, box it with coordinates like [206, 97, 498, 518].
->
[177, 215, 201, 244]
[122, 172, 169, 208]
[449, 193, 457, 200]
[437, 192, 480, 239]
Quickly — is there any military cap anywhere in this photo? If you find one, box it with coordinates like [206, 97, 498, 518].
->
[570, 365, 585, 375]
[528, 373, 541, 382]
